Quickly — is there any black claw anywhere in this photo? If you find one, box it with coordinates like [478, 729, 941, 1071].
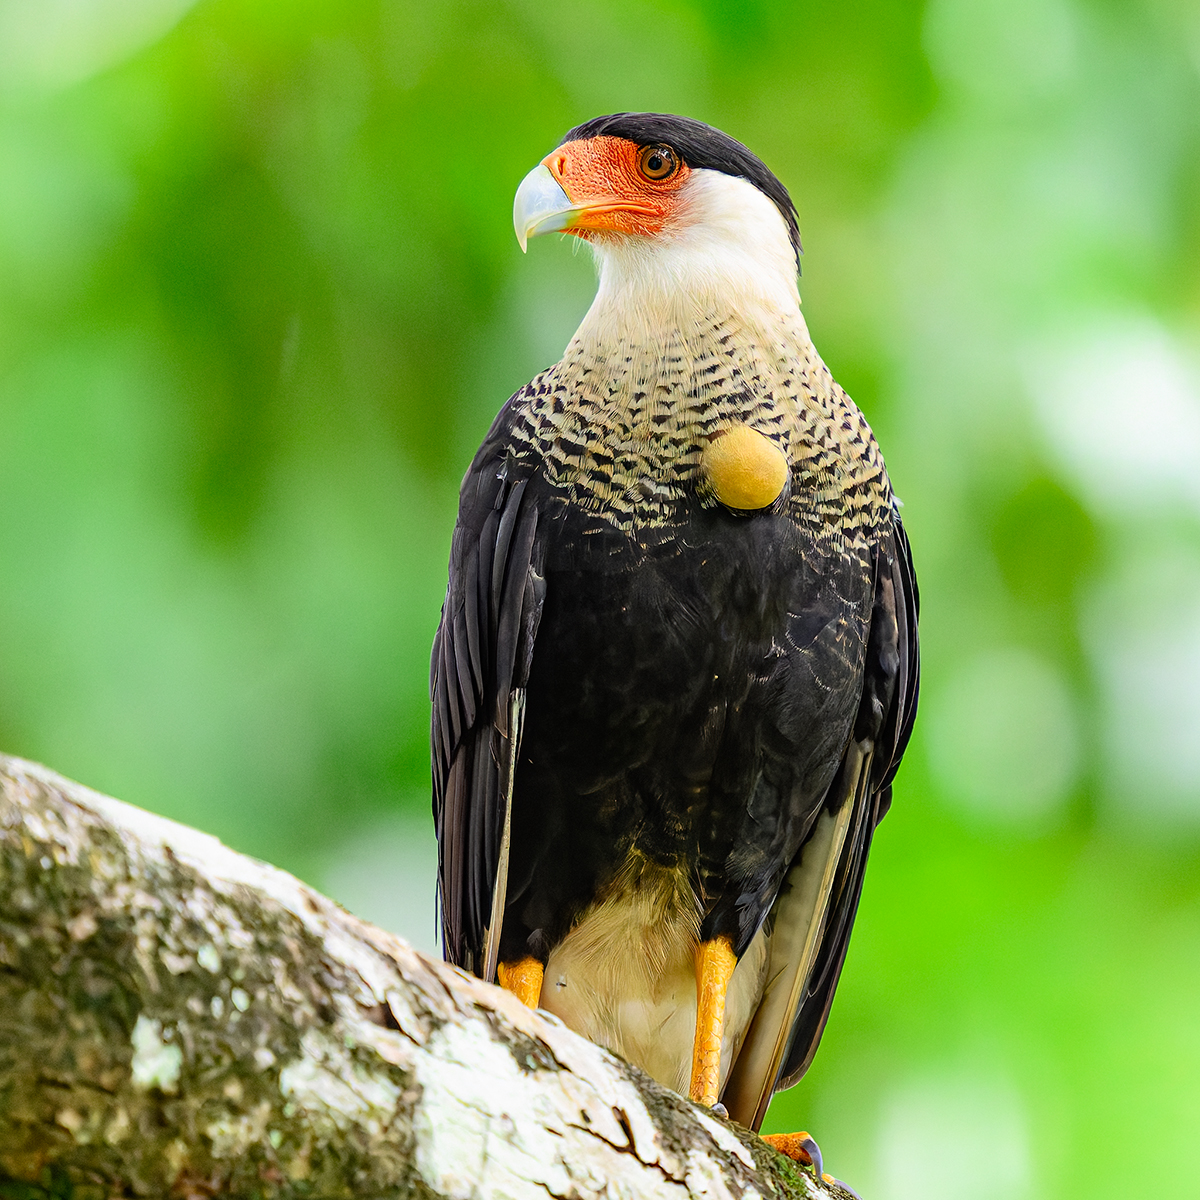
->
[709, 1102, 729, 1119]
[824, 1175, 862, 1200]
[800, 1135, 823, 1179]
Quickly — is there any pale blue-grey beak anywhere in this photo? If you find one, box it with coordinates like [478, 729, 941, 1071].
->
[513, 163, 575, 252]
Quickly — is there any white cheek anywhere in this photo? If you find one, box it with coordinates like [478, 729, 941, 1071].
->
[587, 170, 801, 321]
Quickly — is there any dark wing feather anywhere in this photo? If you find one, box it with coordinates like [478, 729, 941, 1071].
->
[723, 510, 920, 1129]
[776, 510, 919, 1080]
[432, 443, 545, 977]
[874, 512, 921, 815]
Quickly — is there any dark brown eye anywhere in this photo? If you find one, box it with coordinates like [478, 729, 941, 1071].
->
[638, 144, 678, 181]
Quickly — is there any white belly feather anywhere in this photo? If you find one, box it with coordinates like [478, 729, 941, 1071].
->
[537, 851, 770, 1095]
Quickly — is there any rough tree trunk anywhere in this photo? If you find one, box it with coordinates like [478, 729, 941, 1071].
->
[0, 755, 849, 1200]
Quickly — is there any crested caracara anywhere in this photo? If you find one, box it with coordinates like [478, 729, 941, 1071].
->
[431, 112, 919, 1144]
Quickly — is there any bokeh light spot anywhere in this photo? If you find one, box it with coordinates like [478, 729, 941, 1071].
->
[0, 0, 199, 93]
[927, 647, 1081, 826]
[876, 1072, 1032, 1200]
[1032, 316, 1200, 518]
[1086, 547, 1200, 824]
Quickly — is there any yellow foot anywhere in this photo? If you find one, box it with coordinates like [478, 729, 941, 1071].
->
[689, 935, 737, 1108]
[762, 1131, 823, 1173]
[762, 1133, 862, 1199]
[497, 956, 543, 1008]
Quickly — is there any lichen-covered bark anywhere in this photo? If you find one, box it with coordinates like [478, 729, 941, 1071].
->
[0, 755, 847, 1200]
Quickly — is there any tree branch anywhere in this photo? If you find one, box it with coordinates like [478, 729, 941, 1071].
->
[0, 754, 848, 1199]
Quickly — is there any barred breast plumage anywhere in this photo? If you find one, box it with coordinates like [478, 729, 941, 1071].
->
[505, 304, 891, 550]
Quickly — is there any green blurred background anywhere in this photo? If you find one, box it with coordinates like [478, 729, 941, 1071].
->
[2, 0, 1199, 1193]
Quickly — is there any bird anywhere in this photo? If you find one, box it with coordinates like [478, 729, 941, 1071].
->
[431, 112, 919, 1145]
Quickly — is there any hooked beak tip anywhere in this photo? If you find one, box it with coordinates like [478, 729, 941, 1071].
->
[513, 162, 573, 251]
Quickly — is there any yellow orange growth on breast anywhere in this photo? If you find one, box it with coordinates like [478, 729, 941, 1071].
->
[701, 425, 789, 511]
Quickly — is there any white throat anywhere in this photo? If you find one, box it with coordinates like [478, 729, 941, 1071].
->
[576, 169, 802, 344]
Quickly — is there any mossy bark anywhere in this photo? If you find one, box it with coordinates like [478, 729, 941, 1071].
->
[0, 755, 849, 1200]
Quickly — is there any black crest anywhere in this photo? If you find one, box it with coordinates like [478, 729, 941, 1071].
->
[560, 112, 802, 267]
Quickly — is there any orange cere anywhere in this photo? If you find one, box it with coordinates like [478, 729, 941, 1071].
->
[543, 136, 692, 240]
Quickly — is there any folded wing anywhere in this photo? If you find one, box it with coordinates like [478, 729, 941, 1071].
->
[723, 512, 920, 1129]
[432, 435, 546, 978]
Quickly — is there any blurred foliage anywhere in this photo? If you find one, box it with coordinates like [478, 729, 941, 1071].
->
[1, 0, 1199, 1195]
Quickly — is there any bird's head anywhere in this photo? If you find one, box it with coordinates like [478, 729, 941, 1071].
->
[513, 113, 802, 312]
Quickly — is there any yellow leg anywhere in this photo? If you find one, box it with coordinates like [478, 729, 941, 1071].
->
[690, 935, 737, 1108]
[497, 956, 544, 1008]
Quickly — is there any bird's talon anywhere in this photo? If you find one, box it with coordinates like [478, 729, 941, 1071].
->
[823, 1176, 863, 1200]
[761, 1131, 823, 1177]
[709, 1102, 729, 1119]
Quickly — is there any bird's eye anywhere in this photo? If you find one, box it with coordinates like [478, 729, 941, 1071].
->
[638, 144, 678, 181]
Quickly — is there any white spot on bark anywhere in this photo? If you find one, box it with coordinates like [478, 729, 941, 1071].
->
[278, 1030, 401, 1133]
[105, 1107, 130, 1143]
[161, 949, 194, 975]
[231, 986, 250, 1012]
[130, 1014, 183, 1093]
[691, 1110, 756, 1170]
[56, 1108, 84, 1135]
[197, 943, 221, 972]
[67, 911, 97, 941]
[206, 1101, 273, 1158]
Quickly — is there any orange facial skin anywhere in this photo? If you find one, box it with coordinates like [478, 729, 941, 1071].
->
[542, 136, 692, 240]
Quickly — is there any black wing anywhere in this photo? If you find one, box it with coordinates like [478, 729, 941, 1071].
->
[432, 411, 546, 977]
[723, 509, 920, 1129]
[775, 511, 920, 1075]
